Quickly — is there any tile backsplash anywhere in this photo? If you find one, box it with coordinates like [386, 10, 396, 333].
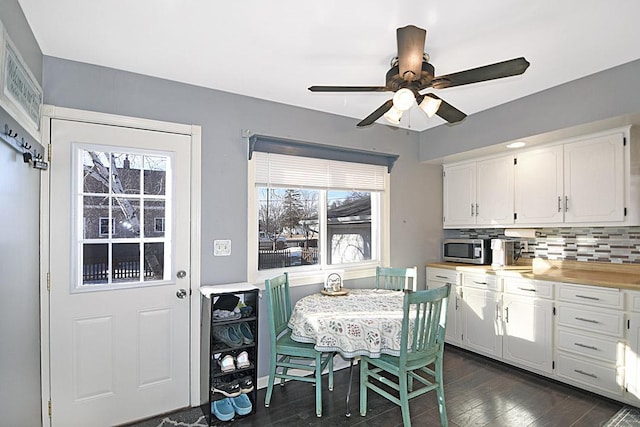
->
[448, 227, 640, 264]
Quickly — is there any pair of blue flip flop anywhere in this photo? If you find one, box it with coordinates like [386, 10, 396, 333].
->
[212, 394, 252, 421]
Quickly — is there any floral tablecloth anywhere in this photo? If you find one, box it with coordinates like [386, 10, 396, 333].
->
[287, 288, 405, 358]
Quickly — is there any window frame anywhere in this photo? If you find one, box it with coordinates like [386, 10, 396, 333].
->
[247, 153, 390, 287]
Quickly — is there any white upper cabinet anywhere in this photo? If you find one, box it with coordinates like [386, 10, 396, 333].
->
[444, 126, 637, 229]
[514, 145, 564, 224]
[563, 133, 625, 223]
[443, 162, 476, 227]
[443, 155, 514, 228]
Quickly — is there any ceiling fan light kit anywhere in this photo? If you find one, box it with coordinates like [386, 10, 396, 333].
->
[308, 24, 530, 128]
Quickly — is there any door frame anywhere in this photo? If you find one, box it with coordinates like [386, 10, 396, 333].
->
[39, 105, 202, 426]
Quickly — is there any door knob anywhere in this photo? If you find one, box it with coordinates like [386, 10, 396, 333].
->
[176, 289, 188, 299]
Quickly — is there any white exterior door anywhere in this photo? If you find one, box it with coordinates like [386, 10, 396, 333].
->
[48, 118, 192, 426]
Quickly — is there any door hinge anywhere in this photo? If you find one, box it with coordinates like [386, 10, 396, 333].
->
[628, 319, 631, 329]
[514, 158, 517, 165]
[552, 306, 556, 316]
[48, 143, 52, 162]
[443, 170, 446, 178]
[625, 207, 627, 216]
[552, 361, 555, 370]
[47, 272, 51, 291]
[624, 136, 627, 146]
[514, 213, 517, 220]
[48, 400, 52, 417]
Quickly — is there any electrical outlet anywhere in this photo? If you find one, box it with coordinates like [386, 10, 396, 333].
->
[214, 239, 231, 256]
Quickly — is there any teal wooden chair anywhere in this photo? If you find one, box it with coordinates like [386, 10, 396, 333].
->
[264, 272, 334, 417]
[376, 266, 418, 291]
[359, 285, 451, 427]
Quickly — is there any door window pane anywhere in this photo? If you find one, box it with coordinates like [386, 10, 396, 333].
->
[77, 147, 171, 288]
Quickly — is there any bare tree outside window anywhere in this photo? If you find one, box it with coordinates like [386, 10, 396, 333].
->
[81, 149, 169, 285]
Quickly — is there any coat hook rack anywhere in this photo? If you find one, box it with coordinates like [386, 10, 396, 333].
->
[1, 123, 48, 170]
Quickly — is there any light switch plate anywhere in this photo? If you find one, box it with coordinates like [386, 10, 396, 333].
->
[213, 239, 231, 256]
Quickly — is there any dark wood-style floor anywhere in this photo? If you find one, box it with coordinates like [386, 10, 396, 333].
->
[132, 345, 624, 427]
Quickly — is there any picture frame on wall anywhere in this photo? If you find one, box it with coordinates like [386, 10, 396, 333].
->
[0, 20, 43, 142]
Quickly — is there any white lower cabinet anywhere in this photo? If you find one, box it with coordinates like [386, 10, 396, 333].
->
[461, 285, 503, 358]
[427, 268, 462, 346]
[624, 291, 640, 404]
[555, 283, 625, 399]
[426, 265, 640, 406]
[502, 278, 554, 374]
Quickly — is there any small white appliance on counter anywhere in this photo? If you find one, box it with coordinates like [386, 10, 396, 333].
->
[491, 239, 518, 268]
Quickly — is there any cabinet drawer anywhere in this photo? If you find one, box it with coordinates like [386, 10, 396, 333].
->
[556, 353, 623, 396]
[556, 303, 624, 337]
[462, 273, 501, 291]
[626, 291, 640, 313]
[557, 327, 622, 364]
[557, 283, 623, 309]
[427, 268, 459, 284]
[504, 278, 553, 299]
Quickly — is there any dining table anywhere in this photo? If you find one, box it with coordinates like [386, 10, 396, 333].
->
[287, 287, 407, 416]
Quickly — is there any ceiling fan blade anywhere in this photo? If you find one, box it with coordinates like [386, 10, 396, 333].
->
[397, 25, 426, 82]
[357, 99, 394, 127]
[308, 85, 388, 92]
[430, 57, 530, 90]
[418, 93, 466, 123]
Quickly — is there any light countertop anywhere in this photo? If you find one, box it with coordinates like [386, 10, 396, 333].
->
[427, 259, 640, 290]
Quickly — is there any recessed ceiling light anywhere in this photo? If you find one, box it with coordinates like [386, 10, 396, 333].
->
[507, 141, 526, 149]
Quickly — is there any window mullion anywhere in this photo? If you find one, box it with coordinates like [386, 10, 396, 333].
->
[319, 190, 328, 269]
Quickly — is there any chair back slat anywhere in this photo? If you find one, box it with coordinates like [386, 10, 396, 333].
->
[375, 266, 418, 291]
[265, 272, 292, 344]
[401, 285, 450, 363]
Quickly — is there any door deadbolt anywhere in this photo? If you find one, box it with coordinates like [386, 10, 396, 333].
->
[177, 270, 187, 279]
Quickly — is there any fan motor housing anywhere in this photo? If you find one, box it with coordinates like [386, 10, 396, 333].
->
[385, 62, 435, 92]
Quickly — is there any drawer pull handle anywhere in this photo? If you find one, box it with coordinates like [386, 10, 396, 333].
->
[575, 294, 600, 301]
[435, 275, 448, 279]
[517, 287, 536, 292]
[574, 342, 599, 351]
[574, 369, 598, 379]
[474, 281, 488, 285]
[575, 317, 599, 324]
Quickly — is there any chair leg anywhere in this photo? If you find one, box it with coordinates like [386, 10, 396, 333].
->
[398, 370, 411, 427]
[435, 358, 448, 427]
[315, 353, 323, 417]
[265, 353, 278, 407]
[359, 358, 368, 417]
[328, 353, 334, 391]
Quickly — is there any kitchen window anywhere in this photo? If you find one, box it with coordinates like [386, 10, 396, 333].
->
[248, 137, 395, 285]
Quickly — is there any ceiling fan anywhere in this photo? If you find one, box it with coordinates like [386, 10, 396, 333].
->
[308, 25, 530, 127]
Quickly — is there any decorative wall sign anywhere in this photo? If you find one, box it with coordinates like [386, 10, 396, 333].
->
[0, 20, 43, 141]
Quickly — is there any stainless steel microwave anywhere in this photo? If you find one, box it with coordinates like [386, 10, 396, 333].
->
[443, 238, 492, 264]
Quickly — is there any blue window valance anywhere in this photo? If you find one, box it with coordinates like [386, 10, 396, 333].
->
[247, 134, 399, 173]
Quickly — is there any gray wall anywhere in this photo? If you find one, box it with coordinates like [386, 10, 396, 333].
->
[42, 56, 441, 401]
[0, 3, 42, 426]
[419, 59, 640, 161]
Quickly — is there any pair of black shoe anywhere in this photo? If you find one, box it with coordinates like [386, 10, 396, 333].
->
[212, 375, 254, 397]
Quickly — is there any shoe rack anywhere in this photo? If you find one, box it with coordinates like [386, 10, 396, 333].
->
[207, 288, 259, 423]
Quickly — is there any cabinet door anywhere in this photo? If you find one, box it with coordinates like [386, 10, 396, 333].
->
[476, 155, 514, 225]
[514, 145, 564, 224]
[461, 287, 502, 358]
[428, 280, 462, 346]
[502, 294, 553, 373]
[626, 314, 640, 404]
[564, 133, 625, 223]
[443, 162, 476, 227]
